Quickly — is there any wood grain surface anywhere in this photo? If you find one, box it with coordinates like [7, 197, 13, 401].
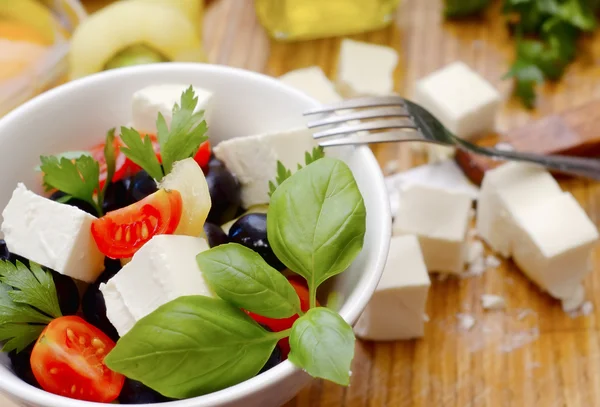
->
[6, 1, 600, 406]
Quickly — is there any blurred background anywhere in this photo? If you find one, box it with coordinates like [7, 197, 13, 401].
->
[3, 1, 600, 406]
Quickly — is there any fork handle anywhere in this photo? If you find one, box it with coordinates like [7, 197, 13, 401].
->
[470, 146, 600, 181]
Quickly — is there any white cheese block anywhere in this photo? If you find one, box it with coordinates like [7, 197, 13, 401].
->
[393, 185, 472, 274]
[413, 62, 500, 139]
[336, 39, 398, 97]
[213, 127, 319, 208]
[100, 234, 215, 336]
[510, 192, 598, 301]
[385, 160, 479, 216]
[0, 183, 104, 283]
[279, 66, 342, 104]
[476, 162, 562, 257]
[131, 84, 213, 134]
[354, 235, 431, 341]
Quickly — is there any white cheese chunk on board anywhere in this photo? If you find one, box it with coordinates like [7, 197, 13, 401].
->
[279, 66, 342, 104]
[477, 162, 598, 304]
[510, 192, 598, 301]
[393, 184, 472, 274]
[476, 162, 562, 257]
[213, 127, 320, 208]
[336, 39, 398, 97]
[0, 183, 104, 283]
[385, 160, 479, 216]
[354, 235, 431, 341]
[413, 61, 500, 140]
[100, 234, 216, 336]
[131, 84, 213, 134]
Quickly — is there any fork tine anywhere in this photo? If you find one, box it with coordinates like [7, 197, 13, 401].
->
[307, 107, 410, 128]
[313, 119, 418, 139]
[304, 96, 407, 115]
[318, 130, 425, 147]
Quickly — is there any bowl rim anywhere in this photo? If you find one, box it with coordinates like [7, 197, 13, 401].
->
[0, 63, 391, 407]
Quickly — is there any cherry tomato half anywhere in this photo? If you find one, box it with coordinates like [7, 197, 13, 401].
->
[91, 189, 182, 259]
[246, 276, 314, 357]
[30, 316, 124, 403]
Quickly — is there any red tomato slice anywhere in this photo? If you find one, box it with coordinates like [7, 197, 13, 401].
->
[91, 189, 182, 259]
[194, 140, 211, 172]
[90, 138, 137, 190]
[30, 316, 124, 403]
[246, 276, 314, 357]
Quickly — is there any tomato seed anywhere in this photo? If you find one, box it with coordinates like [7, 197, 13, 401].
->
[141, 223, 149, 239]
[125, 227, 131, 242]
[71, 385, 76, 394]
[91, 338, 105, 349]
[66, 329, 75, 342]
[79, 336, 86, 345]
[96, 348, 104, 355]
[50, 368, 58, 375]
[115, 227, 123, 240]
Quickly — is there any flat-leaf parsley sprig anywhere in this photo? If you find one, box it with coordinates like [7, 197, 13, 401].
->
[40, 129, 117, 217]
[0, 260, 62, 353]
[120, 86, 208, 182]
[104, 156, 366, 398]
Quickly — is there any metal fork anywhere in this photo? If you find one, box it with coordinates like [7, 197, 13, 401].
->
[304, 96, 600, 181]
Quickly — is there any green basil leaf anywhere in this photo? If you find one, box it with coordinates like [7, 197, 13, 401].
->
[267, 157, 366, 289]
[196, 243, 301, 318]
[288, 307, 355, 385]
[104, 296, 278, 399]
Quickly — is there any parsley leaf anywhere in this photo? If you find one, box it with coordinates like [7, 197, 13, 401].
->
[0, 261, 62, 353]
[268, 146, 324, 197]
[159, 86, 208, 174]
[40, 154, 102, 216]
[120, 127, 164, 181]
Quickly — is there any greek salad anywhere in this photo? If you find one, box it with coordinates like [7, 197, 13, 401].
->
[0, 84, 367, 403]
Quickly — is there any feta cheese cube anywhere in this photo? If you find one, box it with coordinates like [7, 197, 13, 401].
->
[100, 234, 215, 336]
[131, 84, 213, 134]
[1, 183, 104, 283]
[213, 127, 320, 208]
[476, 162, 562, 257]
[354, 235, 431, 341]
[413, 62, 500, 139]
[279, 66, 342, 104]
[393, 185, 472, 274]
[510, 192, 598, 301]
[336, 39, 398, 97]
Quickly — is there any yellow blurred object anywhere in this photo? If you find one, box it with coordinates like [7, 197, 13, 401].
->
[0, 0, 56, 44]
[68, 0, 206, 80]
[0, 39, 49, 81]
[255, 0, 400, 41]
[0, 20, 49, 45]
[136, 0, 203, 38]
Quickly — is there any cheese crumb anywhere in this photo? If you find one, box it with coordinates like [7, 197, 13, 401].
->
[384, 159, 400, 175]
[467, 240, 485, 265]
[481, 294, 506, 310]
[457, 313, 476, 331]
[484, 254, 501, 269]
[561, 285, 585, 313]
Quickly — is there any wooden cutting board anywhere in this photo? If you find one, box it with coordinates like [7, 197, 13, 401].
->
[456, 100, 600, 185]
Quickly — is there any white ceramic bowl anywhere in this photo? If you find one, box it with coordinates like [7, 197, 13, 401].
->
[0, 63, 391, 407]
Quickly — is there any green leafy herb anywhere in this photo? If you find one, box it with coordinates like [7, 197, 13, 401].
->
[104, 296, 281, 399]
[267, 157, 366, 307]
[120, 86, 208, 181]
[288, 307, 355, 385]
[119, 127, 163, 181]
[268, 146, 325, 197]
[444, 0, 492, 18]
[40, 154, 102, 216]
[159, 86, 208, 174]
[196, 243, 302, 319]
[34, 151, 91, 171]
[0, 261, 62, 352]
